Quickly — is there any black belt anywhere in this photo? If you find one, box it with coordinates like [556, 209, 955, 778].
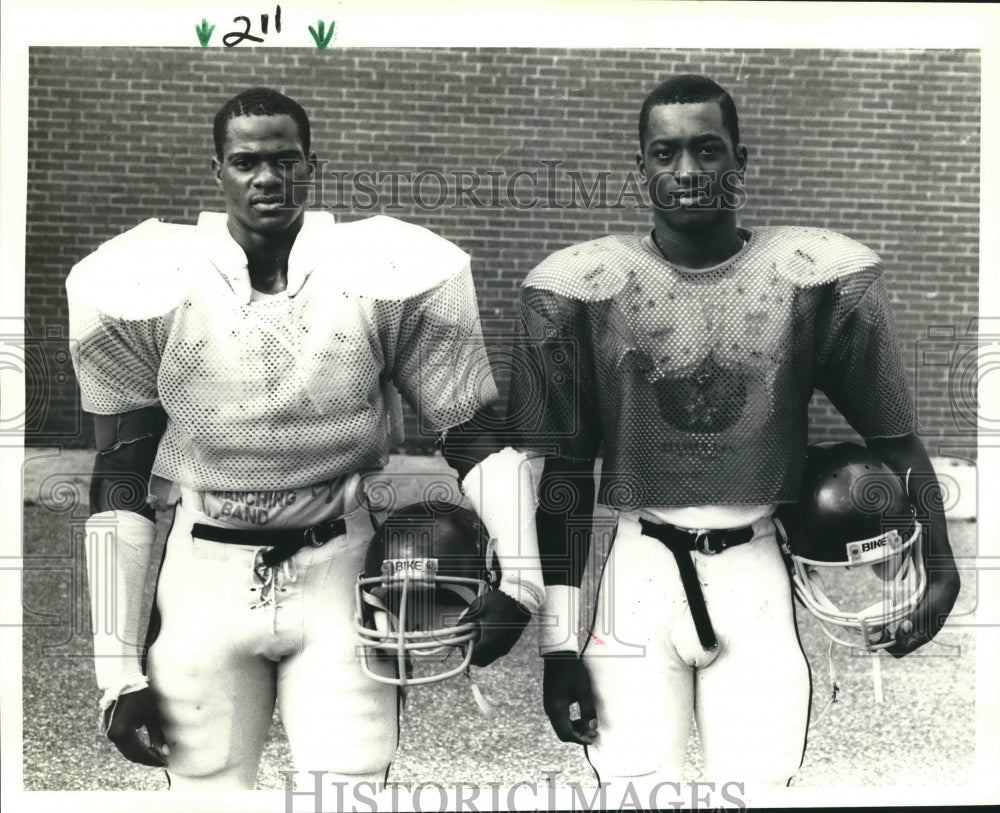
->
[638, 518, 756, 651]
[191, 517, 347, 567]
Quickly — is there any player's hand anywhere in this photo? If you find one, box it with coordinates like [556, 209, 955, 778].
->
[462, 590, 531, 667]
[102, 687, 169, 768]
[542, 651, 598, 745]
[886, 567, 960, 658]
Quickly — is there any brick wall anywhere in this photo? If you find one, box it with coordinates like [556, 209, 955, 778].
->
[25, 47, 979, 458]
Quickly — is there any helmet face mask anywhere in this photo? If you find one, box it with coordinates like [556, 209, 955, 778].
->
[780, 443, 928, 652]
[355, 501, 496, 686]
[788, 521, 925, 651]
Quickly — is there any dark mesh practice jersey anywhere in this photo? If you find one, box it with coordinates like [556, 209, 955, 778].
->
[509, 227, 916, 508]
[67, 212, 496, 491]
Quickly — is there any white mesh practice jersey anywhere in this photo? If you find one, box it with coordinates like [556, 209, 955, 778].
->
[67, 212, 497, 491]
[509, 226, 916, 508]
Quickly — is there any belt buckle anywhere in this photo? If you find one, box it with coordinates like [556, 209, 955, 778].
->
[303, 523, 327, 548]
[695, 531, 717, 556]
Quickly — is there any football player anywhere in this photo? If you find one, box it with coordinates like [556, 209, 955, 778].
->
[67, 88, 543, 790]
[509, 75, 960, 793]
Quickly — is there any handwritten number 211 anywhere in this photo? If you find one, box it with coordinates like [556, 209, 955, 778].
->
[224, 5, 282, 47]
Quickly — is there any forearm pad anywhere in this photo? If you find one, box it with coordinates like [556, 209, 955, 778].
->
[538, 584, 582, 655]
[461, 447, 545, 614]
[84, 510, 156, 710]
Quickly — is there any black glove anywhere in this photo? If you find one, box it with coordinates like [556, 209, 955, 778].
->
[543, 651, 598, 745]
[462, 590, 531, 667]
[886, 567, 960, 658]
[102, 687, 169, 768]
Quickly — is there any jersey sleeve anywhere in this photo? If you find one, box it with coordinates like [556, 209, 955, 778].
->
[814, 267, 916, 439]
[65, 220, 188, 415]
[388, 263, 499, 433]
[508, 284, 602, 461]
[68, 313, 166, 415]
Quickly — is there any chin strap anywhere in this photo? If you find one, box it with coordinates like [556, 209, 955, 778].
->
[464, 668, 495, 717]
[813, 639, 883, 730]
[812, 640, 841, 726]
[871, 651, 885, 703]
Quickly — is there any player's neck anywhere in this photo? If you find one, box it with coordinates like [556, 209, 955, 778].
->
[228, 218, 304, 294]
[246, 255, 290, 294]
[651, 216, 744, 269]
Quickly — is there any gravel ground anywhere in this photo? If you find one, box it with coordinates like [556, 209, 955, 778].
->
[16, 448, 984, 807]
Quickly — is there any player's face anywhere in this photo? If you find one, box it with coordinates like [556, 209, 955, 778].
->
[213, 114, 313, 241]
[637, 101, 747, 232]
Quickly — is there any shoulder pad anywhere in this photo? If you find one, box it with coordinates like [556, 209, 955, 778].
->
[330, 215, 471, 299]
[66, 219, 197, 320]
[93, 218, 194, 255]
[755, 227, 882, 288]
[523, 235, 636, 302]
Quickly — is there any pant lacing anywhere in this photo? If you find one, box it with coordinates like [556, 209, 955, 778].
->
[250, 549, 299, 631]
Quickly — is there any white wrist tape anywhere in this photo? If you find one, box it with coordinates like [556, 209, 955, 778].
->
[84, 510, 156, 711]
[538, 584, 582, 655]
[461, 447, 545, 614]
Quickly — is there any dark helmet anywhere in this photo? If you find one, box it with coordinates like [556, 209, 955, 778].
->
[778, 443, 925, 651]
[355, 501, 497, 685]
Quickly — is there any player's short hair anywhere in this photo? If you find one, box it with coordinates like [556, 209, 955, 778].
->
[213, 87, 311, 158]
[639, 75, 740, 150]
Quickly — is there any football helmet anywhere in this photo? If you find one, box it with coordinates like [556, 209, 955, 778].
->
[779, 442, 926, 651]
[355, 500, 498, 686]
